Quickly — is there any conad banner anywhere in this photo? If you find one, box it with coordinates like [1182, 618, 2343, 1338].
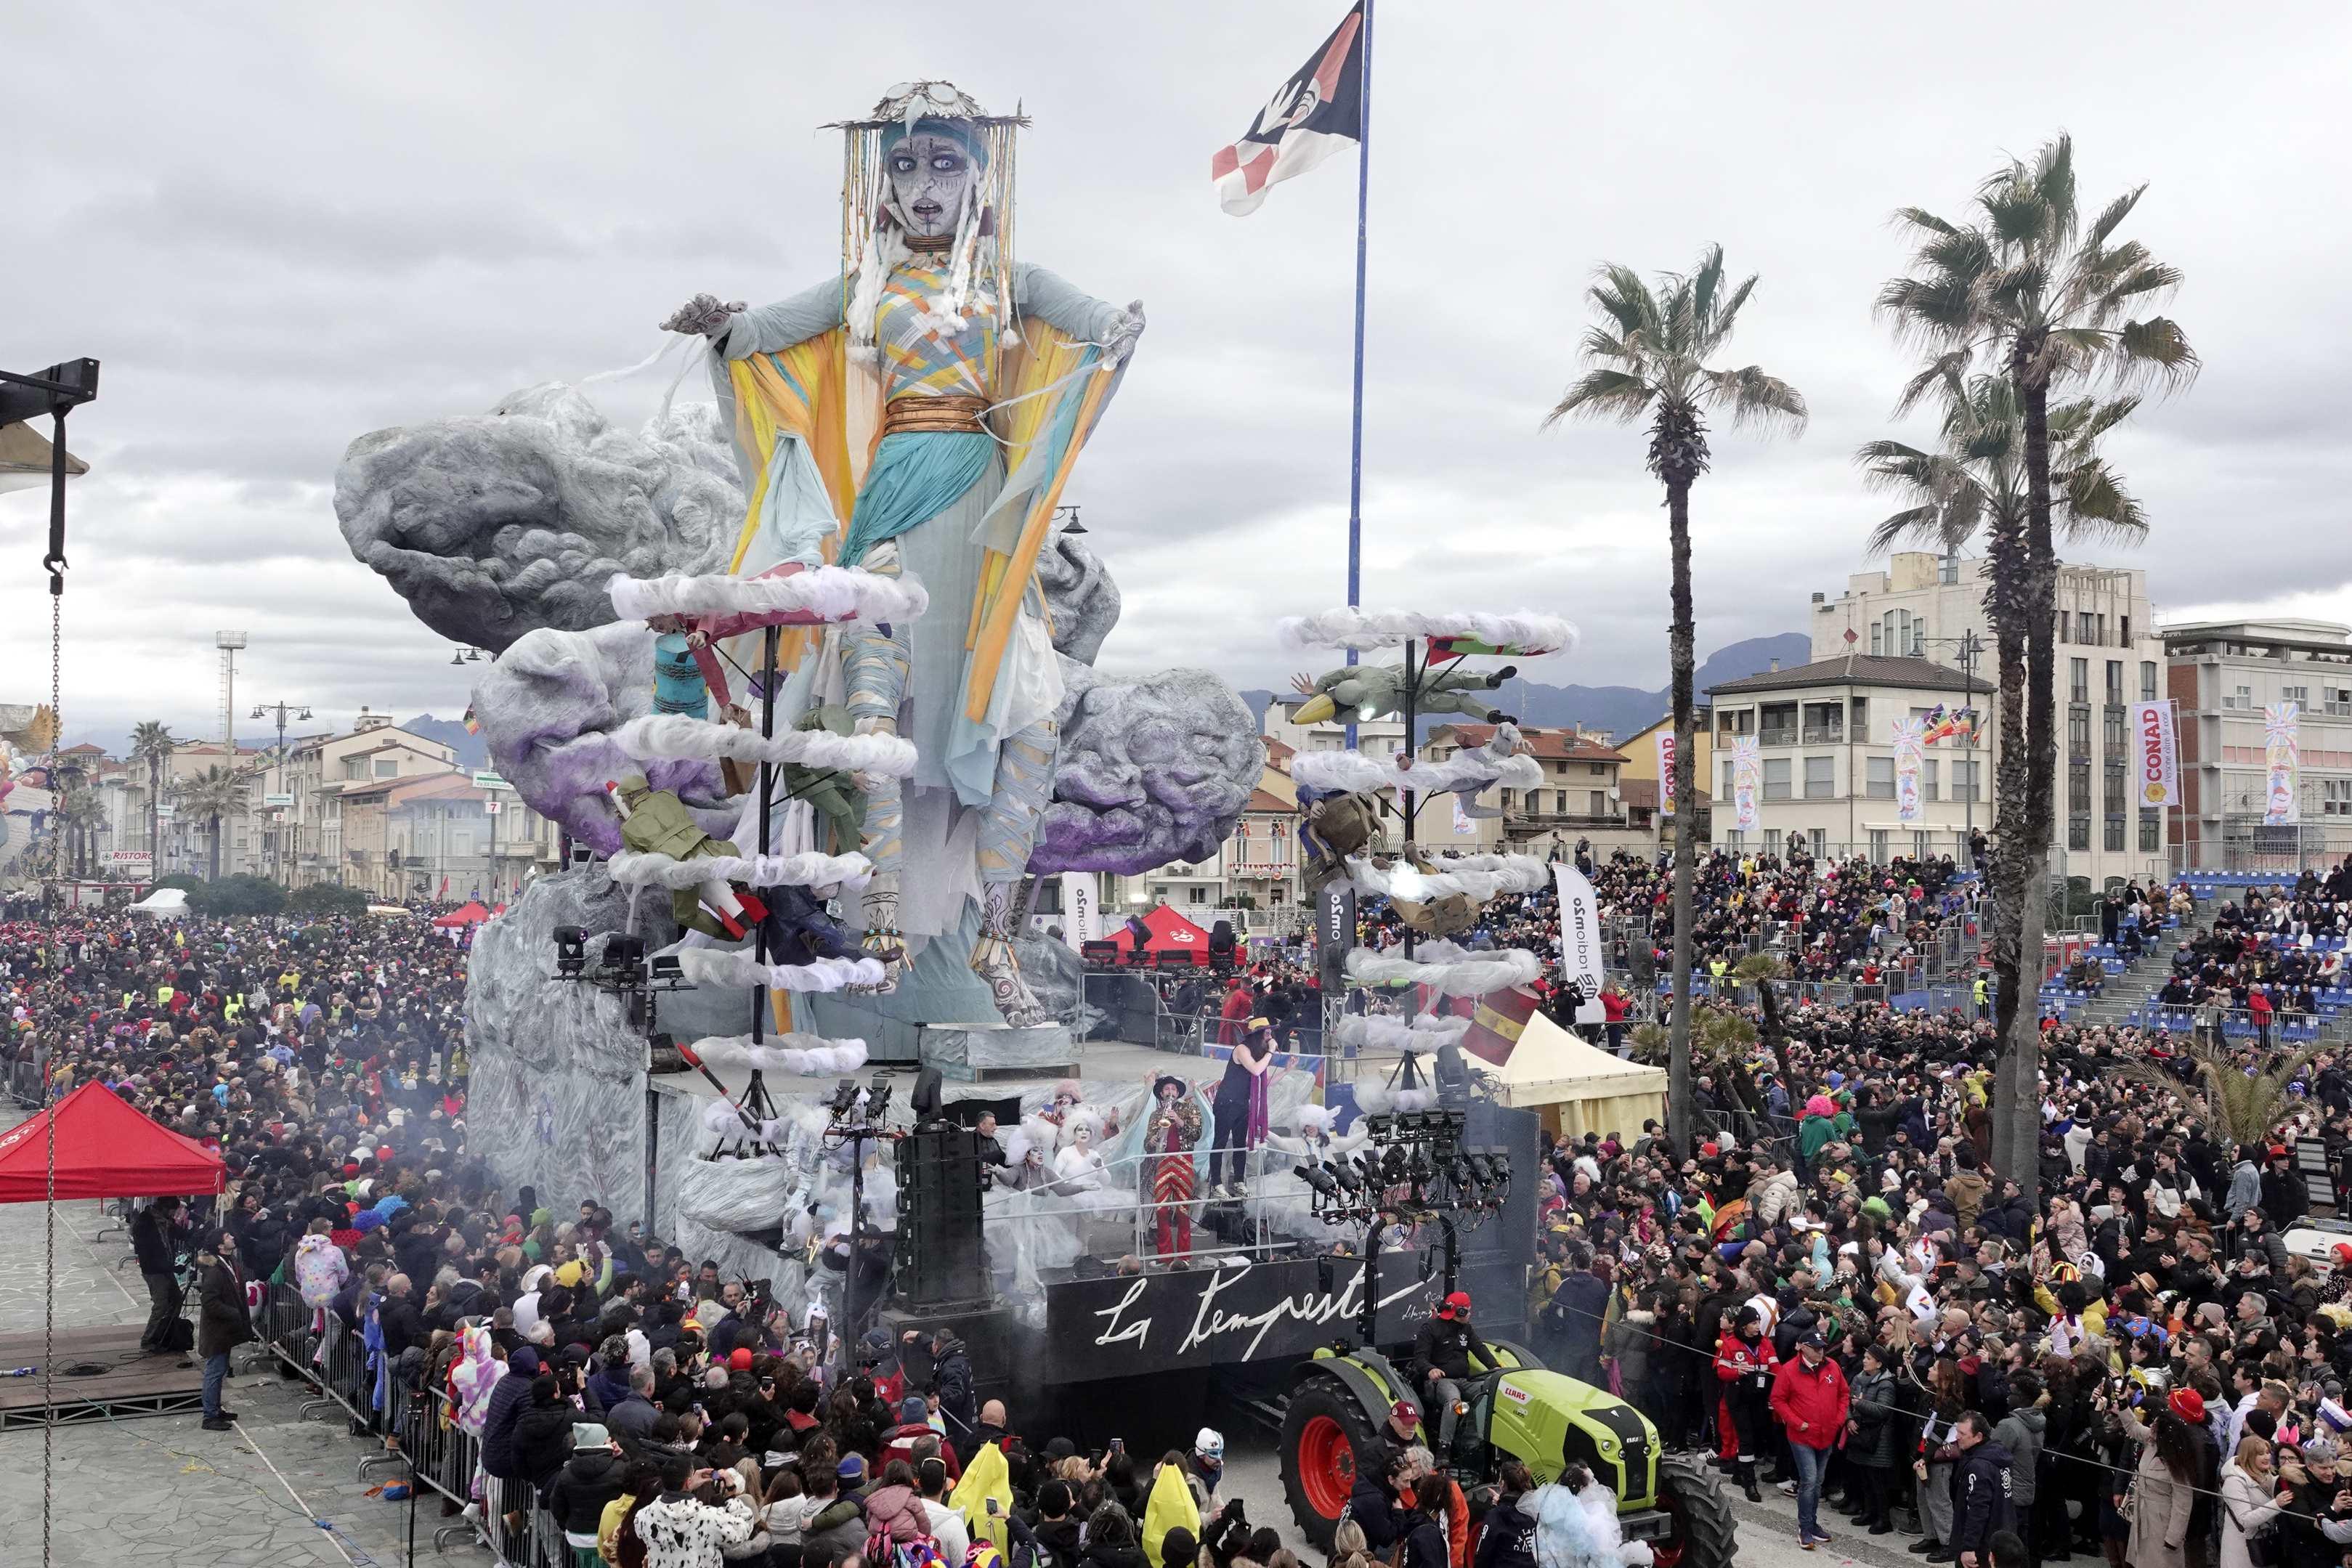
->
[1552, 863, 1606, 1023]
[1058, 871, 1099, 946]
[1730, 736, 1760, 832]
[2266, 702, 2301, 826]
[2130, 699, 2180, 811]
[1891, 716, 1926, 825]
[1655, 731, 1676, 816]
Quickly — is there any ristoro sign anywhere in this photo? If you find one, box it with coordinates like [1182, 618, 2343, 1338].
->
[1040, 1249, 1441, 1382]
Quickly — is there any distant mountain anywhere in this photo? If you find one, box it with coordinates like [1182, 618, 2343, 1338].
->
[1241, 632, 1810, 743]
[398, 715, 492, 771]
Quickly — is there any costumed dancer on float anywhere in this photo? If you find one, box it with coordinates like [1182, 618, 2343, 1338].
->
[1144, 1073, 1202, 1260]
[1207, 1019, 1275, 1198]
[662, 81, 1145, 1028]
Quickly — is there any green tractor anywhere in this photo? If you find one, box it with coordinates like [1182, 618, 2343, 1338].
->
[1278, 1340, 1737, 1568]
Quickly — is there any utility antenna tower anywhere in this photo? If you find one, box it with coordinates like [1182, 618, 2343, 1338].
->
[216, 631, 248, 760]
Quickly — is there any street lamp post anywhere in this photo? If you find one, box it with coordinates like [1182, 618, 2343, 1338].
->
[1919, 632, 1987, 865]
[251, 700, 314, 885]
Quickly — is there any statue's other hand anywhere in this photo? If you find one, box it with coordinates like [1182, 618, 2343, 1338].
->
[1107, 298, 1146, 364]
[660, 292, 747, 336]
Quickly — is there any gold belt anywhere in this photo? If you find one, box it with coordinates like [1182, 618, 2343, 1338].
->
[882, 395, 989, 436]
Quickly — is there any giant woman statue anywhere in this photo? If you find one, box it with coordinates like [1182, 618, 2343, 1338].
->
[662, 82, 1143, 1028]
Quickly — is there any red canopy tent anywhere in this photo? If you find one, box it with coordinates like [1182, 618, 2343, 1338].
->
[432, 901, 492, 928]
[1109, 903, 1213, 965]
[0, 1081, 226, 1202]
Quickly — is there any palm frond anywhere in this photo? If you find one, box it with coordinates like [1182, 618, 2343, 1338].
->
[2055, 458, 2146, 542]
[1544, 368, 1655, 428]
[2081, 184, 2146, 253]
[2114, 317, 2201, 391]
[1891, 348, 1976, 416]
[1589, 264, 1658, 339]
[1704, 366, 1809, 433]
[1889, 206, 1961, 240]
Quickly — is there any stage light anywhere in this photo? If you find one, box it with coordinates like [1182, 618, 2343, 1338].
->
[1294, 1163, 1340, 1198]
[603, 933, 645, 977]
[864, 1079, 892, 1121]
[829, 1078, 860, 1119]
[911, 1067, 944, 1122]
[649, 954, 683, 983]
[1487, 1150, 1512, 1187]
[1464, 1151, 1496, 1186]
[553, 925, 586, 977]
[1381, 1145, 1408, 1184]
[1329, 1158, 1364, 1195]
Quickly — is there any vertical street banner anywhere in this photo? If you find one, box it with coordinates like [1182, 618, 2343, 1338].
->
[1730, 736, 1761, 832]
[2131, 699, 2181, 811]
[1318, 880, 1357, 991]
[2265, 702, 2302, 825]
[1553, 863, 1606, 1023]
[1891, 716, 1926, 824]
[1655, 731, 1676, 816]
[1058, 871, 1098, 947]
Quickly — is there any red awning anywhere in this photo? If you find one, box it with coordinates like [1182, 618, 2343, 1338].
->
[432, 901, 492, 927]
[1110, 903, 1212, 955]
[0, 1081, 226, 1202]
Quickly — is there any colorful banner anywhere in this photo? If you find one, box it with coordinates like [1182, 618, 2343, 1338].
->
[1891, 717, 1926, 824]
[2131, 699, 2180, 811]
[1552, 863, 1606, 1023]
[1731, 736, 1760, 832]
[1655, 731, 1676, 816]
[2266, 702, 2301, 826]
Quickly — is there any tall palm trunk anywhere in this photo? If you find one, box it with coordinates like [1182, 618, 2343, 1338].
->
[2006, 363, 2058, 1213]
[1666, 477, 1698, 1158]
[148, 760, 161, 861]
[1983, 513, 2031, 1179]
[208, 813, 223, 882]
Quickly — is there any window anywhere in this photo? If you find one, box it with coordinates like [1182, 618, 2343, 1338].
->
[2324, 780, 2352, 818]
[1914, 831, 1933, 859]
[2120, 614, 2130, 646]
[1759, 704, 1798, 746]
[1849, 697, 1868, 743]
[1869, 829, 1889, 862]
[1763, 759, 1793, 801]
[1761, 829, 1781, 858]
[452, 831, 474, 858]
[2327, 687, 2352, 718]
[1719, 759, 1735, 802]
[2141, 662, 2159, 701]
[1866, 756, 1896, 799]
[1802, 702, 1844, 744]
[2070, 659, 2089, 704]
[2106, 661, 2123, 704]
[1809, 829, 1827, 858]
[1939, 556, 1960, 585]
[2102, 704, 2126, 753]
[1869, 623, 1881, 657]
[2069, 760, 2091, 850]
[1724, 831, 1745, 852]
[375, 760, 397, 778]
[2282, 684, 2309, 704]
[1923, 759, 1940, 801]
[2068, 707, 2091, 755]
[1804, 755, 1836, 799]
[1554, 791, 1569, 815]
[2226, 683, 2252, 710]
[343, 758, 368, 781]
[1188, 886, 1207, 905]
[2140, 808, 2162, 850]
[2077, 611, 2098, 644]
[1589, 790, 1607, 816]
[2069, 815, 2091, 851]
[2104, 816, 2126, 852]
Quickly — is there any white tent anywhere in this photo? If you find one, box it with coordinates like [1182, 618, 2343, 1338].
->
[128, 887, 189, 919]
[1478, 1008, 1666, 1139]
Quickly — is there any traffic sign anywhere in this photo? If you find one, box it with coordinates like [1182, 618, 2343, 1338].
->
[472, 771, 511, 791]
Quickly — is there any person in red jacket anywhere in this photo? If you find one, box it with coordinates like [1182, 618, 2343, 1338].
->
[1715, 1304, 1778, 1501]
[1769, 1333, 1851, 1550]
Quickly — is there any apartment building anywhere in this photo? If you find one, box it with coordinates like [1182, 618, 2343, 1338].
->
[2162, 618, 2352, 872]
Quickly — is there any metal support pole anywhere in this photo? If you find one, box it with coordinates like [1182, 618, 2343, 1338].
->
[643, 1082, 661, 1234]
[1341, 0, 1376, 751]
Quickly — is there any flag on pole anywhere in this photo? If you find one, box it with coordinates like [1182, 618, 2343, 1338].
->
[1210, 4, 1366, 216]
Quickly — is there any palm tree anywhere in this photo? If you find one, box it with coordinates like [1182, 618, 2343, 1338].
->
[53, 781, 104, 878]
[174, 764, 249, 881]
[2117, 1037, 2321, 1151]
[130, 722, 175, 864]
[1876, 134, 2194, 1203]
[1546, 244, 1808, 1160]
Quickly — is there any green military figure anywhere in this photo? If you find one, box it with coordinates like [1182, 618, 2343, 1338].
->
[608, 774, 769, 941]
[778, 705, 868, 859]
[1286, 662, 1519, 728]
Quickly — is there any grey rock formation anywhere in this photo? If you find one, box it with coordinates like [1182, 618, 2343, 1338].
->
[1033, 533, 1121, 665]
[473, 620, 723, 855]
[1032, 662, 1265, 874]
[336, 384, 738, 653]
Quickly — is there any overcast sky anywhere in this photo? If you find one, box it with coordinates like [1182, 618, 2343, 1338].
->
[8, 1, 2351, 753]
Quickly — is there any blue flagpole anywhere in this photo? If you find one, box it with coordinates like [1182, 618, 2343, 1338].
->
[1343, 0, 1374, 751]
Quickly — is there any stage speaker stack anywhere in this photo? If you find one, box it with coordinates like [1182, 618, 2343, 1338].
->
[893, 1124, 988, 1307]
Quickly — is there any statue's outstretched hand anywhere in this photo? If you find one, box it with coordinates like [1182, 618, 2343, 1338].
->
[1107, 298, 1146, 365]
[660, 293, 747, 337]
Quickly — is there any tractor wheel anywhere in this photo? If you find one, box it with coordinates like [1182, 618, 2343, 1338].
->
[1280, 1374, 1382, 1551]
[1649, 1450, 1739, 1568]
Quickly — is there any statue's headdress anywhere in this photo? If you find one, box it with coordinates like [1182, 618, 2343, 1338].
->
[830, 81, 1028, 360]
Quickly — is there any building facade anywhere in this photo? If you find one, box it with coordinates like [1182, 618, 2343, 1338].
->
[1415, 723, 1645, 858]
[1614, 710, 1712, 848]
[1811, 550, 2166, 890]
[2162, 618, 2352, 873]
[1704, 654, 1996, 864]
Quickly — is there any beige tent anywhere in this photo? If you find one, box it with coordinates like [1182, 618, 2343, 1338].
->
[0, 420, 86, 497]
[1479, 1008, 1667, 1140]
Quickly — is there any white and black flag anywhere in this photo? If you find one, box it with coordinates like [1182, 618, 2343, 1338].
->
[1209, 4, 1366, 216]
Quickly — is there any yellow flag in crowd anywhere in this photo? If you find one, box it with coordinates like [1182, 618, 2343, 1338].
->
[1141, 1461, 1201, 1566]
[950, 1440, 1015, 1556]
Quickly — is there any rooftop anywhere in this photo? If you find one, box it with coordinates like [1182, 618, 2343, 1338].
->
[1429, 723, 1629, 764]
[1706, 654, 1993, 698]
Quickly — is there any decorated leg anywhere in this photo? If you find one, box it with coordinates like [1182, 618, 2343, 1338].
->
[970, 718, 1057, 1028]
[843, 545, 912, 988]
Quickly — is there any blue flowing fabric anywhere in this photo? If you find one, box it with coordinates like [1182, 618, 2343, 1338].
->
[363, 1302, 389, 1412]
[838, 429, 996, 569]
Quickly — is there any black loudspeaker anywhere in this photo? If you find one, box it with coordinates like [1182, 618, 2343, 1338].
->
[893, 1125, 988, 1307]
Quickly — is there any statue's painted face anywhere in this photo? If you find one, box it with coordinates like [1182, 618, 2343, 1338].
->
[888, 131, 973, 237]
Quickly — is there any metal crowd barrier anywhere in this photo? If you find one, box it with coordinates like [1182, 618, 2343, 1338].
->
[256, 1282, 575, 1564]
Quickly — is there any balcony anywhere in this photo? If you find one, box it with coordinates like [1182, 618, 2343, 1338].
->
[1801, 726, 1845, 745]
[1759, 727, 1798, 747]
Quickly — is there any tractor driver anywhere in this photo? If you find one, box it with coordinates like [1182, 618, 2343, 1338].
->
[1411, 1290, 1494, 1452]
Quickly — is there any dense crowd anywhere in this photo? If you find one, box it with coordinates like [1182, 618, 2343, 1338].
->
[1523, 856, 2352, 1566]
